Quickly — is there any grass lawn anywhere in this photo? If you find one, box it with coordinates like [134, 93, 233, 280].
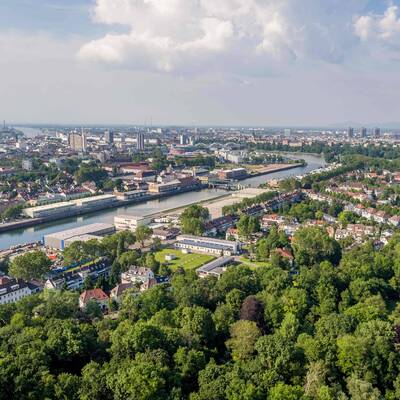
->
[155, 249, 215, 271]
[237, 256, 270, 270]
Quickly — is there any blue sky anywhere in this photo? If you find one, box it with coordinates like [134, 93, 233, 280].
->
[1, 0, 400, 126]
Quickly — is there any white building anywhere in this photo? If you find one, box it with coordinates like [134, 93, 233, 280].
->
[115, 190, 147, 201]
[121, 266, 154, 284]
[175, 235, 241, 256]
[196, 256, 234, 279]
[23, 201, 78, 218]
[73, 194, 116, 208]
[114, 215, 152, 231]
[0, 277, 41, 305]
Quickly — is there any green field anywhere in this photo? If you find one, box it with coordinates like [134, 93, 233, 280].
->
[237, 256, 270, 270]
[154, 249, 215, 271]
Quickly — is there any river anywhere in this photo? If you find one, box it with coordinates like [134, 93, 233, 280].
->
[0, 153, 325, 250]
[13, 126, 43, 138]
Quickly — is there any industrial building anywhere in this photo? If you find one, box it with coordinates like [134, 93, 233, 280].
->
[175, 235, 241, 256]
[218, 168, 248, 180]
[43, 223, 115, 250]
[114, 215, 152, 231]
[24, 194, 117, 219]
[23, 201, 78, 218]
[73, 194, 116, 208]
[64, 234, 103, 247]
[148, 180, 181, 193]
[115, 190, 148, 201]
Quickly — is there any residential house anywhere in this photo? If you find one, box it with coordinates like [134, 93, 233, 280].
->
[110, 282, 135, 303]
[0, 277, 41, 305]
[121, 266, 155, 285]
[79, 288, 109, 311]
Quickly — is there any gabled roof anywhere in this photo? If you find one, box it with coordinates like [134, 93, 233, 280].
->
[111, 282, 134, 297]
[80, 288, 108, 304]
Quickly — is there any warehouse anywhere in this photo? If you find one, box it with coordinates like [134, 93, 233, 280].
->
[115, 190, 148, 201]
[43, 223, 115, 250]
[73, 194, 116, 208]
[23, 201, 78, 218]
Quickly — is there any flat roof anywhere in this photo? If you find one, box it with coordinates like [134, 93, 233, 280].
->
[64, 234, 102, 244]
[115, 214, 151, 221]
[178, 239, 233, 251]
[44, 223, 115, 241]
[121, 190, 147, 195]
[25, 201, 77, 212]
[177, 235, 237, 246]
[75, 194, 116, 203]
[197, 256, 233, 273]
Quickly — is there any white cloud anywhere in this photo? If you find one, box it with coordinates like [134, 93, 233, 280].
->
[354, 5, 400, 42]
[78, 0, 362, 76]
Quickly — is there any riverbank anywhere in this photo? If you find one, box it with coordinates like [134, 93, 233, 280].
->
[244, 162, 304, 179]
[0, 154, 325, 250]
[0, 185, 208, 235]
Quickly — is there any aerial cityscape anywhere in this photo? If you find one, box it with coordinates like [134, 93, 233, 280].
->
[2, 1, 400, 399]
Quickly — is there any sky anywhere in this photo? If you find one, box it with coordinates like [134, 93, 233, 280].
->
[1, 0, 400, 127]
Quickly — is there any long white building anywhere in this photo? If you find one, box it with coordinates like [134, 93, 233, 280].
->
[175, 235, 241, 256]
[23, 194, 117, 219]
[23, 201, 78, 218]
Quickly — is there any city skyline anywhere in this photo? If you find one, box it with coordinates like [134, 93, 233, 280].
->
[2, 0, 400, 126]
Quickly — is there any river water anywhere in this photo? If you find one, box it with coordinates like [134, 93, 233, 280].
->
[0, 153, 325, 250]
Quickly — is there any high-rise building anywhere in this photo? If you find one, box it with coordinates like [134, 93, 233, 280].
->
[360, 127, 367, 138]
[137, 132, 145, 151]
[104, 130, 114, 144]
[22, 159, 33, 171]
[179, 133, 189, 145]
[347, 127, 354, 139]
[68, 132, 86, 152]
[374, 127, 381, 138]
[284, 128, 292, 137]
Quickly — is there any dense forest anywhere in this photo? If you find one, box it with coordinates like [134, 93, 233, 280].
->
[1, 227, 400, 399]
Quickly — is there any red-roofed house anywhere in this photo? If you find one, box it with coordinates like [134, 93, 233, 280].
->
[273, 248, 294, 266]
[79, 288, 109, 311]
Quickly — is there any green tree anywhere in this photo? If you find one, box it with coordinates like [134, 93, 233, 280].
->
[180, 306, 215, 347]
[9, 250, 52, 280]
[292, 227, 341, 266]
[136, 226, 153, 247]
[226, 320, 261, 361]
[180, 205, 210, 235]
[268, 383, 305, 400]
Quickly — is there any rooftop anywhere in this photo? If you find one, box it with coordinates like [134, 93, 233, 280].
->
[44, 223, 114, 241]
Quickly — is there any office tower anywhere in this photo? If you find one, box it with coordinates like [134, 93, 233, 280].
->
[347, 127, 354, 139]
[82, 132, 87, 152]
[374, 127, 381, 138]
[22, 159, 33, 171]
[137, 132, 145, 151]
[179, 133, 189, 145]
[360, 127, 367, 138]
[68, 132, 86, 152]
[284, 128, 292, 137]
[104, 130, 114, 144]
